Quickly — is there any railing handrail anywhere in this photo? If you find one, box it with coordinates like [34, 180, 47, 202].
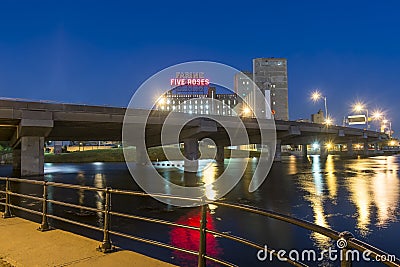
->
[0, 176, 399, 266]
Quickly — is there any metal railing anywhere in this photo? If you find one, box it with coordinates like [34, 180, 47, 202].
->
[0, 176, 399, 267]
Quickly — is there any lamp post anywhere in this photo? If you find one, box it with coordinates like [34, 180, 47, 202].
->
[371, 110, 384, 132]
[311, 90, 328, 122]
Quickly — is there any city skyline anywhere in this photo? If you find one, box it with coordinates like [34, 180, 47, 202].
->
[0, 1, 399, 133]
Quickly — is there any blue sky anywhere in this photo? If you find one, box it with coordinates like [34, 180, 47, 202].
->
[1, 1, 399, 132]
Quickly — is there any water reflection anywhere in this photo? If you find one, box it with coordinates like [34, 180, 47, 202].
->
[306, 156, 331, 248]
[203, 163, 218, 201]
[76, 172, 87, 216]
[170, 207, 222, 267]
[8, 154, 398, 266]
[325, 156, 337, 201]
[94, 173, 105, 225]
[346, 156, 400, 235]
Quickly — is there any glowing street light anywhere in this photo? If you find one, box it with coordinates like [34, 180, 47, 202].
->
[325, 141, 334, 150]
[312, 142, 320, 150]
[311, 90, 328, 121]
[324, 116, 334, 126]
[242, 106, 252, 117]
[157, 96, 166, 105]
[353, 102, 364, 113]
[371, 110, 384, 121]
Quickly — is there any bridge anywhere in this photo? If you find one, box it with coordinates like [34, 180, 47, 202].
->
[0, 99, 387, 176]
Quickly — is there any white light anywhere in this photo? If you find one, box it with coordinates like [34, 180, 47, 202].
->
[312, 142, 320, 150]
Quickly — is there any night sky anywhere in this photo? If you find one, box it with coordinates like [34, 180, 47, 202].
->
[1, 1, 399, 134]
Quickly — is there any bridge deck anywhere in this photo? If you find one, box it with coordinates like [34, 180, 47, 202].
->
[0, 217, 176, 267]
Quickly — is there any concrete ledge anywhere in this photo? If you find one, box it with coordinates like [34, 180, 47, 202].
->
[0, 216, 176, 267]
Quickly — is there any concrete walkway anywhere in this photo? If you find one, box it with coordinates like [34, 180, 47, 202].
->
[0, 216, 177, 267]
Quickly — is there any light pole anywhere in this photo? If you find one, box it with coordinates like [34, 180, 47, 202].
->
[371, 110, 384, 132]
[311, 90, 328, 122]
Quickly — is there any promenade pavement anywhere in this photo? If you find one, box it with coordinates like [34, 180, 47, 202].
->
[0, 216, 177, 267]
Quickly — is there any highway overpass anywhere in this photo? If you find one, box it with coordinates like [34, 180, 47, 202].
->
[0, 99, 387, 176]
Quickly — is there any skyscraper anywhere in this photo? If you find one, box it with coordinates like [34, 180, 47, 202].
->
[253, 58, 288, 120]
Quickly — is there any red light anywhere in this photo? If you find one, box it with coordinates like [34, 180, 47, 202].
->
[169, 208, 222, 266]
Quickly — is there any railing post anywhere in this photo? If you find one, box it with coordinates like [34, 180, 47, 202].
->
[2, 178, 12, 218]
[38, 181, 50, 231]
[198, 203, 207, 267]
[339, 231, 354, 267]
[98, 187, 112, 253]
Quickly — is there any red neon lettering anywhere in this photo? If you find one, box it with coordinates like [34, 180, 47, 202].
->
[171, 77, 210, 86]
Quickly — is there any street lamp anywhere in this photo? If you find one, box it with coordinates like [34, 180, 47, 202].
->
[382, 119, 392, 137]
[242, 106, 252, 117]
[311, 90, 328, 122]
[352, 102, 369, 129]
[371, 110, 383, 121]
[371, 109, 385, 131]
[324, 116, 334, 126]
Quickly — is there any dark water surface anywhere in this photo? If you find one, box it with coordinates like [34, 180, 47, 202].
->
[0, 155, 399, 266]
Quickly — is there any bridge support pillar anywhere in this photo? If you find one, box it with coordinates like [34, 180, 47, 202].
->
[184, 138, 199, 172]
[136, 146, 148, 165]
[302, 144, 308, 158]
[19, 136, 45, 177]
[347, 141, 354, 157]
[216, 145, 224, 164]
[320, 145, 328, 159]
[274, 140, 282, 162]
[363, 141, 369, 156]
[12, 148, 21, 177]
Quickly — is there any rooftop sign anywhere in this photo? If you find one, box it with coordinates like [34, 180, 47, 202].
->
[170, 72, 210, 86]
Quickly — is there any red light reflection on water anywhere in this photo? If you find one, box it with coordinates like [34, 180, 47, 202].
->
[170, 208, 223, 267]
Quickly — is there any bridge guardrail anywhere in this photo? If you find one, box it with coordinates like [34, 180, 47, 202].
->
[0, 176, 399, 267]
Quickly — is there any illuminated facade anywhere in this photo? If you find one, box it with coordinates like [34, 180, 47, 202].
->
[156, 87, 239, 116]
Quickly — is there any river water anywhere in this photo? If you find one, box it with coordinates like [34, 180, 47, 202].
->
[0, 155, 399, 266]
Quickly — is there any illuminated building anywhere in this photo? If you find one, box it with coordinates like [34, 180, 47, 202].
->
[156, 86, 239, 116]
[234, 58, 289, 120]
